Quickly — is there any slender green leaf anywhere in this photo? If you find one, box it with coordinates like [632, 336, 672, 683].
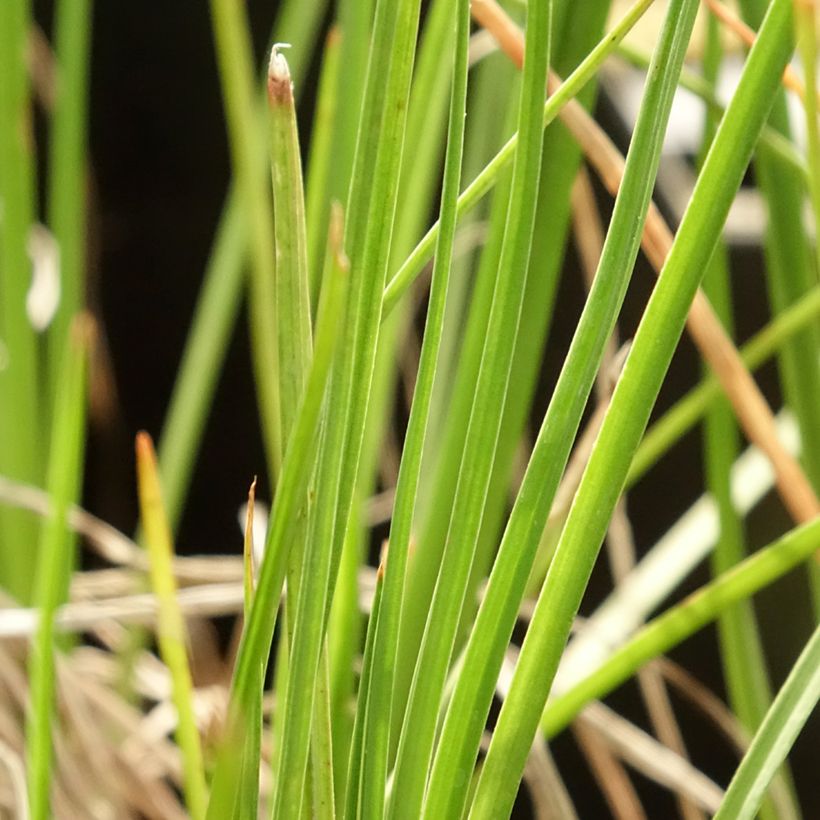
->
[715, 622, 820, 820]
[136, 432, 207, 820]
[26, 319, 88, 820]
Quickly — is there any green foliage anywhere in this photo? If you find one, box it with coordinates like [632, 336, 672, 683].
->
[4, 0, 820, 816]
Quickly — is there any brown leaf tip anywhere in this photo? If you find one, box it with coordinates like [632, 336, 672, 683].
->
[268, 43, 294, 105]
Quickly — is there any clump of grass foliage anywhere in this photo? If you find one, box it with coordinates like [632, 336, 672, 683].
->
[2, 0, 820, 816]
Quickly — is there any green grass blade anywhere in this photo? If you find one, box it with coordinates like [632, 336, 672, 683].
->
[470, 1, 794, 814]
[329, 0, 376, 209]
[422, 2, 698, 817]
[157, 0, 326, 531]
[344, 563, 384, 820]
[209, 0, 281, 477]
[305, 27, 342, 308]
[311, 645, 335, 819]
[715, 621, 820, 820]
[135, 432, 207, 820]
[795, 0, 820, 250]
[268, 46, 312, 443]
[542, 514, 820, 737]
[390, 0, 553, 815]
[359, 0, 471, 813]
[26, 319, 89, 820]
[45, 0, 93, 407]
[738, 0, 820, 611]
[0, 0, 41, 602]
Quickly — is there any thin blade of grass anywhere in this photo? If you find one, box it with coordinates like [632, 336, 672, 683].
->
[209, 0, 281, 477]
[26, 318, 89, 820]
[268, 46, 313, 443]
[470, 1, 795, 814]
[45, 0, 93, 410]
[344, 560, 385, 819]
[0, 0, 42, 602]
[135, 432, 207, 820]
[738, 0, 820, 608]
[305, 27, 342, 309]
[714, 621, 820, 820]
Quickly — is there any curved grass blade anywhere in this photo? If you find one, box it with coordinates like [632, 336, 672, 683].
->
[714, 622, 820, 820]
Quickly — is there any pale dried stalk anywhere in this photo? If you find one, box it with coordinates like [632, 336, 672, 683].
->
[0, 583, 244, 639]
[572, 720, 647, 820]
[472, 0, 820, 525]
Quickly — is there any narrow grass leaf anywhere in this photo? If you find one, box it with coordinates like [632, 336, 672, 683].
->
[0, 0, 41, 602]
[390, 0, 552, 815]
[26, 318, 89, 820]
[135, 432, 207, 820]
[714, 621, 820, 820]
[209, 0, 281, 477]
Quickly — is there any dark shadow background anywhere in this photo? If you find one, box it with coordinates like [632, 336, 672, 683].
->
[30, 1, 820, 816]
